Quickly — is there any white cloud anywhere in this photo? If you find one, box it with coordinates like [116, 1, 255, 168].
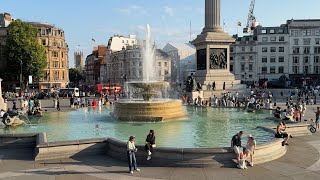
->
[116, 5, 147, 15]
[164, 6, 174, 17]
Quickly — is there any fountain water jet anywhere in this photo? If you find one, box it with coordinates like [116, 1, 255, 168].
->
[111, 25, 186, 121]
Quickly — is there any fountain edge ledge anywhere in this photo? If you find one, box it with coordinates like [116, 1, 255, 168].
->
[0, 124, 311, 166]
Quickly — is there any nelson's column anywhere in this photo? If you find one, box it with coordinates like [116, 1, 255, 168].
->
[192, 0, 241, 93]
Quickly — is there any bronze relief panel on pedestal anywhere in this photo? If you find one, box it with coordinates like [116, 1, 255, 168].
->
[209, 48, 227, 69]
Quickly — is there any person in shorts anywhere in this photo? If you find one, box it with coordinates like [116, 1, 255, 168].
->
[231, 131, 245, 168]
[275, 122, 290, 146]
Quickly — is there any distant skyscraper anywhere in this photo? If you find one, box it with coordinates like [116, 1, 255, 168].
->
[74, 51, 84, 70]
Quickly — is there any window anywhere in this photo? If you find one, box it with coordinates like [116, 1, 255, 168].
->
[42, 39, 46, 46]
[270, 29, 275, 34]
[249, 46, 253, 52]
[270, 57, 276, 63]
[279, 47, 284, 52]
[270, 47, 276, 52]
[294, 39, 299, 45]
[293, 56, 299, 64]
[249, 75, 253, 78]
[165, 70, 169, 75]
[242, 47, 245, 52]
[41, 29, 46, 36]
[241, 75, 245, 78]
[316, 30, 320, 36]
[279, 56, 284, 63]
[249, 56, 253, 60]
[293, 47, 300, 54]
[61, 61, 64, 68]
[139, 53, 141, 57]
[315, 47, 320, 54]
[241, 64, 245, 72]
[52, 51, 58, 58]
[278, 29, 284, 33]
[262, 47, 268, 52]
[53, 71, 59, 81]
[262, 29, 267, 34]
[262, 57, 267, 63]
[270, 67, 276, 73]
[315, 56, 320, 63]
[139, 61, 142, 66]
[304, 66, 309, 74]
[278, 66, 284, 74]
[122, 40, 124, 43]
[262, 37, 268, 42]
[291, 30, 300, 37]
[159, 70, 162, 76]
[230, 56, 234, 61]
[241, 56, 245, 60]
[230, 47, 234, 52]
[314, 66, 320, 74]
[316, 39, 320, 45]
[262, 67, 267, 74]
[270, 37, 276, 41]
[279, 36, 285, 41]
[230, 64, 234, 72]
[164, 62, 168, 67]
[158, 62, 161, 67]
[249, 64, 253, 72]
[52, 41, 57, 46]
[304, 47, 310, 54]
[139, 70, 142, 77]
[302, 30, 310, 36]
[61, 52, 63, 58]
[303, 56, 310, 63]
[303, 38, 311, 45]
[293, 66, 299, 74]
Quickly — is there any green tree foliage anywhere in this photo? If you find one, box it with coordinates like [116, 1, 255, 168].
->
[69, 68, 84, 84]
[4, 19, 47, 82]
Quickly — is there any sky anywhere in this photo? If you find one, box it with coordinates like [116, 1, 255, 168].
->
[1, 0, 320, 67]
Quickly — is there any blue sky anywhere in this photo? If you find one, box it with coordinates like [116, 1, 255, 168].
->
[1, 0, 320, 67]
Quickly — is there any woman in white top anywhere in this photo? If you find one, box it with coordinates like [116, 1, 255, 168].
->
[127, 136, 140, 174]
[244, 134, 256, 167]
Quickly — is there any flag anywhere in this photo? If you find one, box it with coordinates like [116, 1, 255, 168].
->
[92, 38, 96, 42]
[237, 21, 242, 26]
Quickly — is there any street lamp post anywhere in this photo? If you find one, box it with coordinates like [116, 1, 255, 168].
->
[20, 60, 23, 94]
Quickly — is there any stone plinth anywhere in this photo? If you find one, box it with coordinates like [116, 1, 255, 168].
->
[192, 0, 239, 94]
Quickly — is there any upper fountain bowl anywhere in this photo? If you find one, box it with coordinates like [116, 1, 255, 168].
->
[126, 81, 169, 101]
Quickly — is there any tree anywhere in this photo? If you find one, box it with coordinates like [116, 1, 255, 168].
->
[4, 19, 47, 84]
[69, 68, 84, 86]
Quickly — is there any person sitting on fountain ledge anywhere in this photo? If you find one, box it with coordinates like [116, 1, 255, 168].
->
[231, 131, 246, 169]
[145, 130, 156, 160]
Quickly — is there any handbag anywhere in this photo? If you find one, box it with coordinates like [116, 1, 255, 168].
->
[151, 144, 156, 148]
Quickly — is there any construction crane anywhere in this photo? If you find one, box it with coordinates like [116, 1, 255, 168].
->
[243, 0, 257, 34]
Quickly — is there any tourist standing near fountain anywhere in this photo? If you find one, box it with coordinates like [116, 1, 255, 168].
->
[127, 136, 140, 174]
[0, 78, 7, 111]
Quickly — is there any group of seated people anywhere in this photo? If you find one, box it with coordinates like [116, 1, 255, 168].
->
[274, 106, 301, 121]
[27, 106, 43, 116]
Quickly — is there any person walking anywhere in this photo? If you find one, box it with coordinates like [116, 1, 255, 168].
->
[127, 136, 140, 174]
[145, 130, 156, 160]
[223, 82, 226, 91]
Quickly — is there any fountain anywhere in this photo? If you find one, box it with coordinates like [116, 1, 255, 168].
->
[111, 25, 186, 122]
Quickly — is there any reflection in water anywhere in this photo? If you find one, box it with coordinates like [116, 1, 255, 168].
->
[0, 106, 276, 148]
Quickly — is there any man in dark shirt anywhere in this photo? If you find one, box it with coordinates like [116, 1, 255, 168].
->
[231, 131, 244, 165]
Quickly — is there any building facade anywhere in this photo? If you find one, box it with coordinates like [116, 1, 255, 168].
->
[162, 43, 196, 83]
[28, 22, 69, 90]
[230, 35, 258, 85]
[108, 45, 171, 85]
[107, 34, 138, 53]
[287, 19, 320, 85]
[85, 46, 107, 85]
